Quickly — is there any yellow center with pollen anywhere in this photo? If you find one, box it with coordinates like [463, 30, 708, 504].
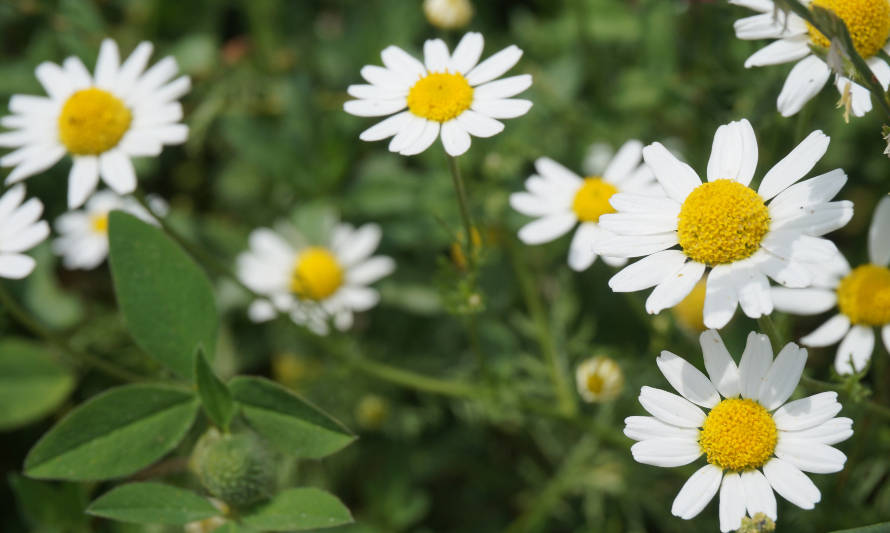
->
[289, 247, 344, 301]
[407, 72, 474, 122]
[89, 213, 109, 234]
[58, 88, 132, 155]
[699, 398, 777, 471]
[836, 264, 890, 326]
[677, 180, 771, 266]
[572, 177, 618, 223]
[807, 0, 890, 58]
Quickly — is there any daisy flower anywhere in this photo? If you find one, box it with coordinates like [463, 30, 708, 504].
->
[0, 185, 50, 279]
[772, 197, 890, 374]
[575, 355, 624, 403]
[732, 0, 890, 117]
[343, 32, 531, 157]
[423, 0, 473, 30]
[595, 119, 853, 329]
[52, 190, 164, 270]
[626, 329, 852, 532]
[510, 140, 660, 271]
[237, 220, 395, 335]
[0, 39, 190, 208]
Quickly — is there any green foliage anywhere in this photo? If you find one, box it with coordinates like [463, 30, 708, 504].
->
[229, 376, 355, 459]
[0, 338, 74, 430]
[86, 482, 222, 525]
[195, 432, 275, 507]
[24, 384, 199, 480]
[832, 524, 890, 533]
[108, 211, 218, 379]
[195, 348, 236, 431]
[8, 474, 89, 533]
[239, 488, 353, 531]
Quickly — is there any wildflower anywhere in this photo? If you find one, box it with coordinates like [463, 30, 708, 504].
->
[424, 0, 473, 30]
[575, 356, 624, 402]
[0, 185, 49, 279]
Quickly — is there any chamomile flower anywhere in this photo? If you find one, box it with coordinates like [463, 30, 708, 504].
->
[510, 140, 660, 271]
[575, 356, 624, 402]
[344, 32, 531, 157]
[732, 0, 890, 117]
[773, 197, 890, 374]
[0, 39, 190, 208]
[237, 220, 395, 335]
[0, 185, 49, 279]
[52, 190, 163, 270]
[424, 0, 473, 30]
[626, 330, 852, 532]
[595, 119, 852, 329]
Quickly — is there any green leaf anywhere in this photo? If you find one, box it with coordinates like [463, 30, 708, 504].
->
[240, 488, 352, 531]
[229, 376, 354, 459]
[8, 473, 90, 532]
[195, 348, 235, 430]
[0, 339, 76, 431]
[108, 211, 218, 378]
[87, 482, 222, 525]
[24, 384, 199, 480]
[831, 523, 890, 533]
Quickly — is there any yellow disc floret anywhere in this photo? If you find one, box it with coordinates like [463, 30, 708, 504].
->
[837, 264, 890, 325]
[290, 247, 344, 301]
[808, 0, 890, 58]
[677, 180, 770, 266]
[572, 177, 619, 223]
[699, 398, 777, 471]
[89, 213, 109, 234]
[407, 72, 474, 122]
[58, 88, 132, 155]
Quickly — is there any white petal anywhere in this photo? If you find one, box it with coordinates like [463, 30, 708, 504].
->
[359, 111, 412, 142]
[801, 314, 850, 347]
[630, 438, 702, 467]
[455, 110, 504, 138]
[0, 198, 43, 240]
[139, 124, 188, 145]
[423, 39, 450, 72]
[567, 222, 598, 271]
[603, 140, 644, 182]
[449, 32, 484, 74]
[759, 129, 829, 200]
[465, 45, 523, 86]
[730, 0, 777, 12]
[735, 12, 806, 40]
[0, 185, 26, 222]
[638, 386, 706, 428]
[608, 192, 681, 216]
[759, 343, 806, 410]
[62, 57, 92, 88]
[343, 98, 407, 117]
[755, 252, 812, 288]
[656, 350, 720, 408]
[152, 75, 191, 105]
[775, 439, 847, 473]
[771, 287, 837, 315]
[781, 417, 853, 445]
[340, 286, 380, 311]
[671, 464, 723, 520]
[94, 39, 121, 89]
[740, 469, 777, 521]
[868, 56, 890, 90]
[115, 42, 154, 95]
[0, 253, 36, 279]
[703, 264, 739, 329]
[869, 196, 890, 265]
[835, 325, 875, 375]
[642, 142, 701, 203]
[535, 157, 583, 188]
[884, 325, 890, 354]
[646, 261, 706, 315]
[440, 120, 471, 156]
[99, 150, 137, 195]
[35, 62, 74, 100]
[509, 192, 563, 217]
[118, 131, 163, 157]
[359, 65, 412, 90]
[700, 329, 741, 398]
[623, 415, 699, 442]
[736, 268, 774, 320]
[738, 332, 773, 400]
[249, 228, 295, 263]
[346, 256, 395, 285]
[608, 250, 688, 292]
[745, 36, 811, 67]
[337, 223, 382, 266]
[380, 46, 425, 80]
[247, 300, 277, 322]
[770, 201, 854, 236]
[838, 77, 872, 117]
[470, 98, 532, 119]
[5, 146, 66, 185]
[593, 233, 678, 258]
[707, 119, 758, 186]
[767, 169, 847, 219]
[67, 156, 100, 209]
[776, 55, 832, 117]
[474, 74, 532, 100]
[719, 473, 746, 533]
[763, 458, 820, 510]
[0, 221, 49, 253]
[399, 120, 439, 156]
[388, 115, 427, 153]
[773, 392, 842, 431]
[517, 213, 576, 244]
[597, 212, 678, 235]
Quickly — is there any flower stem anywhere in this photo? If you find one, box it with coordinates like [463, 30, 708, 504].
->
[756, 314, 784, 352]
[447, 155, 477, 270]
[0, 282, 144, 382]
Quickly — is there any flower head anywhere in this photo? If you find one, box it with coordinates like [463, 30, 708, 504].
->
[0, 39, 190, 208]
[575, 356, 624, 402]
[344, 32, 531, 156]
[423, 0, 473, 30]
[596, 119, 852, 329]
[510, 140, 659, 271]
[0, 185, 49, 279]
[626, 330, 852, 532]
[237, 219, 395, 335]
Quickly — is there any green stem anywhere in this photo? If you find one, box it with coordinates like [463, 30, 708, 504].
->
[447, 155, 477, 270]
[757, 314, 783, 352]
[0, 282, 144, 382]
[873, 338, 888, 404]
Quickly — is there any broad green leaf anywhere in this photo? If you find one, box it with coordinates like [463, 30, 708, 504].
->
[0, 339, 75, 430]
[108, 211, 218, 378]
[229, 376, 354, 459]
[87, 482, 221, 525]
[240, 488, 352, 531]
[831, 523, 890, 533]
[195, 349, 235, 431]
[25, 384, 199, 480]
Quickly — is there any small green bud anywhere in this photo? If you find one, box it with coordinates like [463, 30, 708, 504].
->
[736, 512, 776, 533]
[195, 432, 274, 507]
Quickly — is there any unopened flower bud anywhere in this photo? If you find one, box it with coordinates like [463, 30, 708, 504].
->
[575, 356, 623, 403]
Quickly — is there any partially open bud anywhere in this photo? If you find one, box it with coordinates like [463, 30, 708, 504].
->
[193, 430, 275, 507]
[423, 0, 473, 30]
[575, 356, 623, 403]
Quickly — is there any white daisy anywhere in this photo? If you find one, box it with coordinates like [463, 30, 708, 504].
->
[509, 140, 660, 271]
[575, 355, 624, 403]
[237, 220, 395, 335]
[626, 329, 852, 532]
[773, 197, 890, 375]
[595, 119, 853, 329]
[0, 185, 50, 279]
[0, 38, 190, 208]
[343, 32, 531, 157]
[52, 190, 164, 270]
[732, 0, 890, 117]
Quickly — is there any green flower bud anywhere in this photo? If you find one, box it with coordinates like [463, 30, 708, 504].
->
[195, 431, 274, 507]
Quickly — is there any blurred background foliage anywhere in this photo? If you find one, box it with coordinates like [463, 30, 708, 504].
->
[0, 0, 889, 532]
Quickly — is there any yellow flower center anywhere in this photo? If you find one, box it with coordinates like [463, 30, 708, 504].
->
[673, 279, 707, 332]
[89, 213, 109, 234]
[699, 398, 777, 471]
[289, 247, 343, 301]
[586, 373, 604, 395]
[677, 180, 770, 266]
[407, 72, 474, 122]
[572, 177, 619, 223]
[58, 88, 132, 156]
[808, 0, 890, 58]
[836, 264, 890, 326]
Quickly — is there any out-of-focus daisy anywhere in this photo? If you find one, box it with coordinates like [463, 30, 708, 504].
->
[424, 0, 473, 30]
[575, 355, 624, 402]
[52, 190, 164, 270]
[626, 329, 852, 532]
[0, 39, 190, 208]
[732, 0, 890, 117]
[595, 119, 852, 329]
[673, 279, 708, 332]
[237, 220, 395, 335]
[344, 32, 531, 156]
[510, 140, 660, 271]
[0, 185, 49, 279]
[773, 197, 890, 374]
